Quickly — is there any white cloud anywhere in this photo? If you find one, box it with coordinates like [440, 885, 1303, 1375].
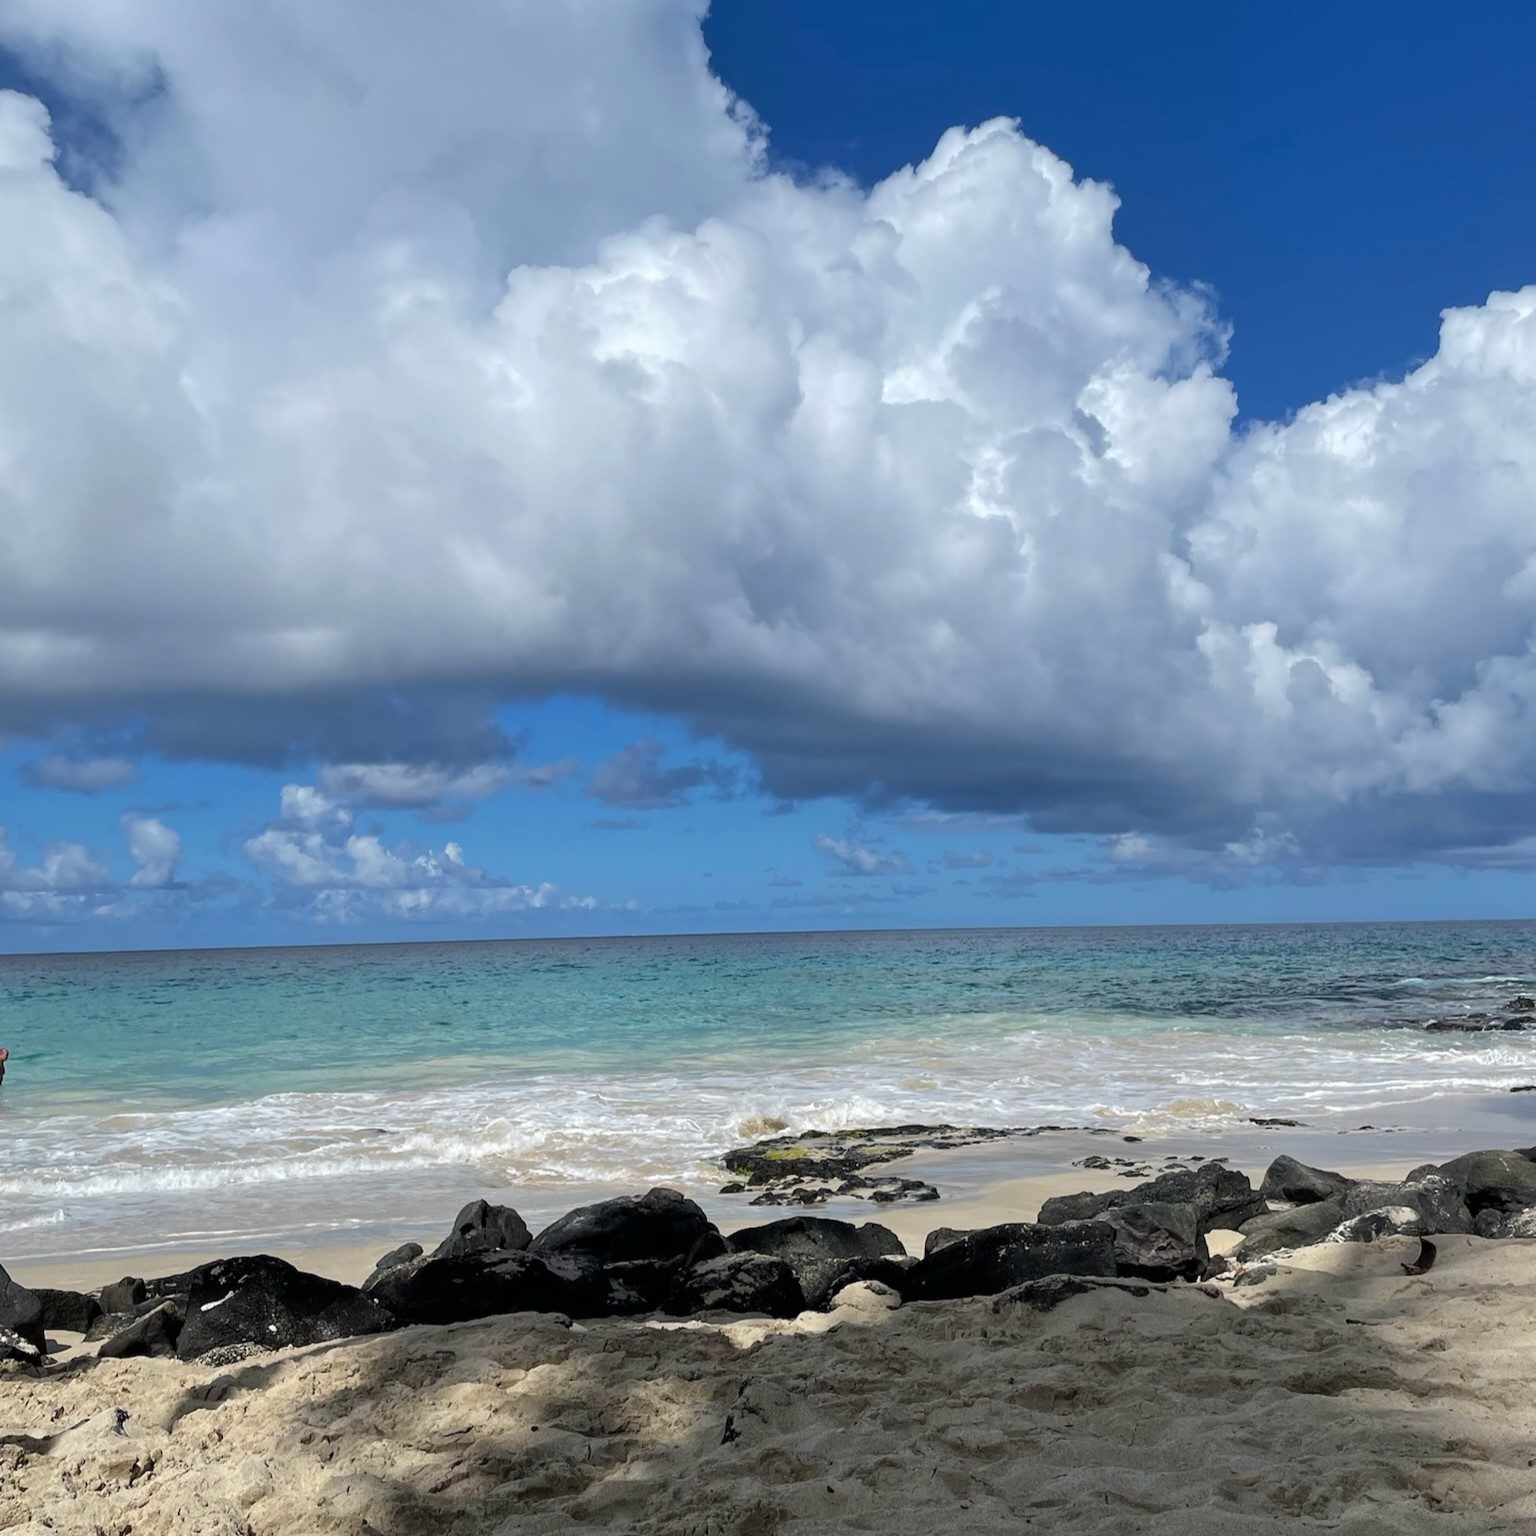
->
[813, 832, 912, 878]
[0, 2, 1533, 865]
[122, 813, 181, 888]
[243, 784, 561, 923]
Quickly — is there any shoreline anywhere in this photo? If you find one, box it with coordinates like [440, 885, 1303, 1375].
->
[12, 1092, 1536, 1294]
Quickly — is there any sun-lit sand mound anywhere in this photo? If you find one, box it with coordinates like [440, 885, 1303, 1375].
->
[3, 1235, 1534, 1535]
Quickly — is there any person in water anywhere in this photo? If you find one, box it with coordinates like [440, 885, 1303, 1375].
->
[0, 1046, 8, 1086]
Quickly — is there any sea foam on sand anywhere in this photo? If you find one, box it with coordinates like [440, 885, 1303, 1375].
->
[2, 1234, 1534, 1534]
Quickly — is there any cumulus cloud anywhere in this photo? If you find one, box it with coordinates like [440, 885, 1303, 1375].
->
[20, 756, 140, 794]
[243, 785, 563, 923]
[122, 814, 181, 888]
[585, 739, 735, 810]
[0, 818, 181, 922]
[813, 832, 913, 878]
[936, 849, 995, 870]
[0, 1, 1534, 868]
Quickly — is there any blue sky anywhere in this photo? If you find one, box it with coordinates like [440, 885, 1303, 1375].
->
[1, 1, 1534, 950]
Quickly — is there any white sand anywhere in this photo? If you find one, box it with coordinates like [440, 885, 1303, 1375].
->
[4, 1236, 1535, 1533]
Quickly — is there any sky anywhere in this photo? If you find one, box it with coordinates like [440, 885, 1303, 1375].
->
[1, 0, 1535, 951]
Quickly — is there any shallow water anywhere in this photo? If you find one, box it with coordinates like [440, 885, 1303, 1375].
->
[2, 922, 1534, 1262]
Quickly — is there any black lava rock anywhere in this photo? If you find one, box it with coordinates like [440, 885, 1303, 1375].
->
[728, 1216, 906, 1310]
[31, 1287, 102, 1335]
[433, 1200, 531, 1260]
[0, 1264, 43, 1351]
[97, 1299, 184, 1360]
[176, 1255, 396, 1361]
[531, 1187, 715, 1268]
[1235, 1196, 1347, 1258]
[1425, 1149, 1536, 1215]
[666, 1253, 805, 1318]
[1100, 1201, 1208, 1281]
[902, 1220, 1117, 1302]
[1259, 1155, 1354, 1206]
[366, 1248, 585, 1326]
[99, 1277, 146, 1314]
[1038, 1162, 1264, 1231]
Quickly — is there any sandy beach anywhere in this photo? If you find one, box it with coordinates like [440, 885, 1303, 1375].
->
[4, 1232, 1535, 1534]
[7, 1122, 1536, 1533]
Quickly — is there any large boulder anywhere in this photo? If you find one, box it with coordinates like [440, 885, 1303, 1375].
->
[902, 1220, 1117, 1302]
[531, 1187, 715, 1268]
[365, 1248, 586, 1326]
[176, 1256, 396, 1362]
[1101, 1202, 1207, 1281]
[31, 1287, 101, 1336]
[1259, 1156, 1354, 1206]
[433, 1200, 531, 1260]
[1425, 1150, 1536, 1216]
[0, 1325, 43, 1369]
[1037, 1163, 1264, 1231]
[97, 1299, 184, 1359]
[0, 1263, 43, 1351]
[1339, 1175, 1471, 1234]
[1235, 1196, 1346, 1258]
[728, 1216, 906, 1310]
[666, 1253, 805, 1318]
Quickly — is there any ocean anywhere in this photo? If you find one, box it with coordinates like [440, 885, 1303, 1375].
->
[3, 921, 1535, 1267]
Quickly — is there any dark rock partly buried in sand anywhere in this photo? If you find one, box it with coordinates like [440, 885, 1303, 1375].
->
[367, 1249, 584, 1326]
[0, 1325, 43, 1369]
[1473, 1207, 1536, 1238]
[1421, 1150, 1536, 1215]
[1235, 1196, 1347, 1258]
[175, 1255, 396, 1361]
[1099, 1201, 1208, 1281]
[433, 1200, 531, 1260]
[531, 1187, 715, 1268]
[1259, 1155, 1355, 1206]
[1338, 1174, 1471, 1234]
[0, 1263, 44, 1351]
[1326, 1207, 1426, 1243]
[902, 1220, 1117, 1302]
[31, 1287, 102, 1336]
[728, 1216, 907, 1310]
[1038, 1162, 1265, 1232]
[97, 1299, 184, 1359]
[666, 1253, 805, 1318]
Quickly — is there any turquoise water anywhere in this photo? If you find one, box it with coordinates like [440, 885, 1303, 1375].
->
[3, 922, 1535, 1262]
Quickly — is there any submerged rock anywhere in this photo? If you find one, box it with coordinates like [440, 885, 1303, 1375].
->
[176, 1255, 395, 1361]
[729, 1216, 907, 1310]
[902, 1221, 1117, 1302]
